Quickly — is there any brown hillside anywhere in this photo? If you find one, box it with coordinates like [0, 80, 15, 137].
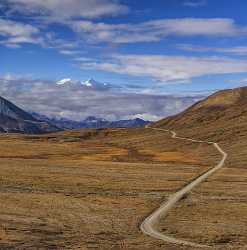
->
[191, 86, 247, 110]
[153, 86, 247, 197]
[153, 86, 247, 248]
[153, 86, 247, 167]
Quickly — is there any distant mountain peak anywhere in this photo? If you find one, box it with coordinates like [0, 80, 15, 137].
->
[84, 78, 97, 86]
[55, 77, 110, 90]
[56, 78, 73, 85]
[82, 78, 108, 89]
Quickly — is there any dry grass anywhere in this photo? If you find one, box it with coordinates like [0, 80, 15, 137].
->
[151, 88, 247, 249]
[0, 127, 217, 249]
[159, 165, 247, 249]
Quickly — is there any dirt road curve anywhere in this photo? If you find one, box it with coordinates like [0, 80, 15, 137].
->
[140, 127, 227, 248]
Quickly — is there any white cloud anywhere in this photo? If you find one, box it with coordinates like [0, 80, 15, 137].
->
[0, 73, 33, 81]
[128, 113, 163, 121]
[178, 44, 247, 55]
[226, 77, 247, 88]
[1, 16, 246, 50]
[5, 0, 129, 20]
[0, 18, 79, 49]
[159, 18, 242, 36]
[239, 78, 247, 83]
[59, 50, 81, 56]
[79, 54, 247, 82]
[71, 18, 246, 44]
[74, 57, 96, 62]
[0, 18, 42, 47]
[0, 18, 38, 37]
[229, 78, 247, 85]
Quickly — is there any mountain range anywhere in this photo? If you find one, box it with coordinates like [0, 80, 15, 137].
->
[0, 95, 150, 133]
[0, 86, 246, 136]
[31, 113, 150, 130]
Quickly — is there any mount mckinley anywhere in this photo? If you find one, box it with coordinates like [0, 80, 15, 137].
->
[56, 78, 111, 90]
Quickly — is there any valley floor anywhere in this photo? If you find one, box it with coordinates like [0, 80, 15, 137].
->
[0, 127, 245, 249]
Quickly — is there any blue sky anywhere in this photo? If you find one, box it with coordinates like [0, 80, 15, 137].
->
[0, 0, 247, 120]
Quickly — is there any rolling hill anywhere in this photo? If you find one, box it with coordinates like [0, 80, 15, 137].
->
[153, 86, 247, 166]
[151, 87, 247, 248]
[153, 86, 247, 136]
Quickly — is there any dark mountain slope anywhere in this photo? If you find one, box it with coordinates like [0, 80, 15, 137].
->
[0, 96, 59, 134]
[0, 97, 36, 121]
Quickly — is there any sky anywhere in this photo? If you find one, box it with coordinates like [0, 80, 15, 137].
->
[0, 0, 247, 121]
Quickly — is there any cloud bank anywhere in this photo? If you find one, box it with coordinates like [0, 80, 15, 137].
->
[0, 76, 203, 121]
[178, 44, 247, 55]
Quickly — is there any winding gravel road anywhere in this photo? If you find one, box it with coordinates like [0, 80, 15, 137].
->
[140, 126, 227, 248]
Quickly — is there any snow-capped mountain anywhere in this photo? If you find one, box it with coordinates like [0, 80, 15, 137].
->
[56, 78, 110, 90]
[81, 78, 110, 90]
[56, 78, 73, 85]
